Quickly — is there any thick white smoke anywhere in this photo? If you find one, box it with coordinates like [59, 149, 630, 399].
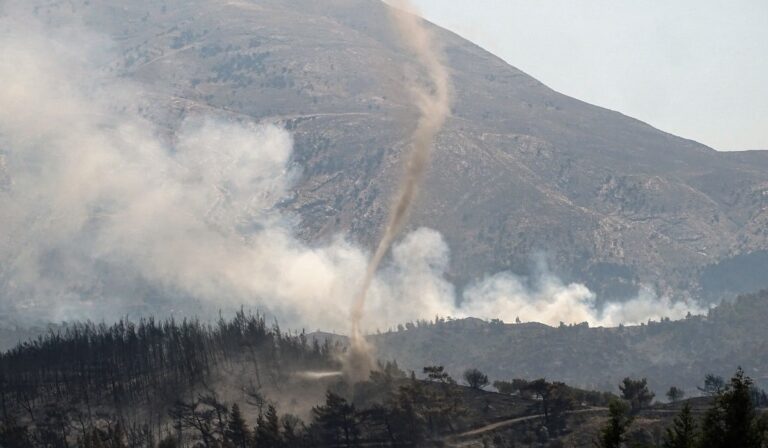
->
[0, 14, 366, 328]
[0, 13, 703, 332]
[460, 263, 706, 327]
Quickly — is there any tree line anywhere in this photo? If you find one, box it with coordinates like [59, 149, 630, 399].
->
[0, 310, 338, 447]
[597, 368, 768, 448]
[2, 310, 767, 447]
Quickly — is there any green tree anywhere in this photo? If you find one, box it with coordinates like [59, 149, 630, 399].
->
[699, 367, 763, 448]
[225, 404, 250, 448]
[523, 380, 575, 433]
[255, 404, 283, 448]
[666, 386, 685, 403]
[383, 382, 427, 445]
[595, 399, 632, 448]
[700, 397, 726, 448]
[662, 403, 697, 448]
[525, 378, 550, 400]
[619, 377, 654, 413]
[463, 368, 489, 390]
[281, 414, 304, 447]
[546, 382, 576, 434]
[698, 374, 725, 396]
[756, 413, 768, 446]
[311, 392, 359, 448]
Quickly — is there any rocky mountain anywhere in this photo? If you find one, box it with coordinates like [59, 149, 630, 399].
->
[10, 0, 768, 303]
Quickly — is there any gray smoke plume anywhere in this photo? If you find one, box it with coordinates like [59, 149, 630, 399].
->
[347, 0, 452, 381]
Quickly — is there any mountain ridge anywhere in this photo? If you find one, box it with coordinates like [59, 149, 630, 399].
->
[5, 0, 768, 306]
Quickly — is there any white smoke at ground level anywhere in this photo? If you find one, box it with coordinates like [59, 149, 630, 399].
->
[379, 231, 707, 329]
[459, 271, 707, 327]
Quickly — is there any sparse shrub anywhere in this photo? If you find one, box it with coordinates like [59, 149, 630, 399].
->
[464, 368, 490, 390]
[666, 386, 685, 403]
[698, 373, 725, 396]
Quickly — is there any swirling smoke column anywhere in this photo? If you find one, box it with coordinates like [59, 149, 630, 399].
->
[345, 0, 452, 381]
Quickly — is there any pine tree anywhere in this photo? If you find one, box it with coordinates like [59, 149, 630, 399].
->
[225, 404, 250, 448]
[281, 414, 304, 447]
[699, 398, 726, 448]
[698, 374, 725, 396]
[663, 403, 697, 448]
[311, 392, 359, 448]
[596, 399, 632, 448]
[254, 404, 283, 448]
[619, 377, 655, 413]
[699, 367, 764, 448]
[386, 381, 427, 445]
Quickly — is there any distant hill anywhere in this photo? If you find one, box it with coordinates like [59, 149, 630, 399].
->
[10, 0, 768, 305]
[361, 290, 768, 396]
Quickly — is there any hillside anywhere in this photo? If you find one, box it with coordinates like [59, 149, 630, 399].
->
[0, 310, 580, 446]
[365, 290, 768, 396]
[2, 312, 762, 447]
[7, 0, 768, 306]
[0, 311, 693, 447]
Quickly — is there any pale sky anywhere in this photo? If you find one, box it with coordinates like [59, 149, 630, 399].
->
[412, 0, 768, 150]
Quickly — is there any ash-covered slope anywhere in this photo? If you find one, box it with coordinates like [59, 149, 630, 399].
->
[17, 0, 768, 302]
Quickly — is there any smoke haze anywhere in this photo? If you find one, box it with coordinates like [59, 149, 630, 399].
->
[0, 10, 704, 335]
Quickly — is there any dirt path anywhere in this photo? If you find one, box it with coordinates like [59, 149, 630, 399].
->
[445, 407, 608, 446]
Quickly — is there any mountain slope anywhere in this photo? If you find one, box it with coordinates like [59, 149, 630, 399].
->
[364, 290, 768, 395]
[10, 0, 768, 302]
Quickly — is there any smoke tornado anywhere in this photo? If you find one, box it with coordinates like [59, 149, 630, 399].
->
[346, 0, 452, 380]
